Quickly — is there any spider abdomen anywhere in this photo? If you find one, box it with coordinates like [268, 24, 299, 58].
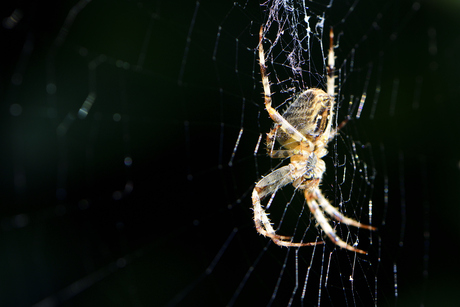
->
[276, 88, 333, 147]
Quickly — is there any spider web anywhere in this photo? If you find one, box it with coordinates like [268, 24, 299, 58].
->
[1, 0, 460, 306]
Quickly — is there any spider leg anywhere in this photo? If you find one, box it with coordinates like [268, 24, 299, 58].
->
[316, 192, 377, 231]
[305, 188, 372, 254]
[268, 150, 294, 159]
[252, 165, 321, 247]
[259, 26, 309, 145]
[327, 27, 336, 97]
[266, 125, 301, 158]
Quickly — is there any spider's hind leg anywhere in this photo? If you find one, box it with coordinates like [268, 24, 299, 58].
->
[316, 192, 376, 231]
[306, 189, 375, 254]
[252, 165, 322, 247]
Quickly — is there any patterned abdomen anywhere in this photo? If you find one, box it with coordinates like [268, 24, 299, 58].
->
[275, 88, 333, 148]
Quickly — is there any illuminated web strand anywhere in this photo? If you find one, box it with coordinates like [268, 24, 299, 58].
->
[178, 0, 200, 86]
[229, 97, 246, 167]
[300, 244, 318, 303]
[356, 62, 373, 119]
[393, 263, 398, 300]
[228, 127, 243, 167]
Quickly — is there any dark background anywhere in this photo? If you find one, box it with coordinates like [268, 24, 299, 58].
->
[1, 0, 460, 306]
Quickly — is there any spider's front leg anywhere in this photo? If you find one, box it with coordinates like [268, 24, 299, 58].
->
[265, 125, 295, 159]
[252, 166, 321, 247]
[259, 26, 308, 145]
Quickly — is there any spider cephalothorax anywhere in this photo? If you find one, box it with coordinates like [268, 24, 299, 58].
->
[252, 26, 376, 254]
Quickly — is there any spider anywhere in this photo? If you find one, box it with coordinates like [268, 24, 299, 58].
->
[252, 26, 376, 254]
